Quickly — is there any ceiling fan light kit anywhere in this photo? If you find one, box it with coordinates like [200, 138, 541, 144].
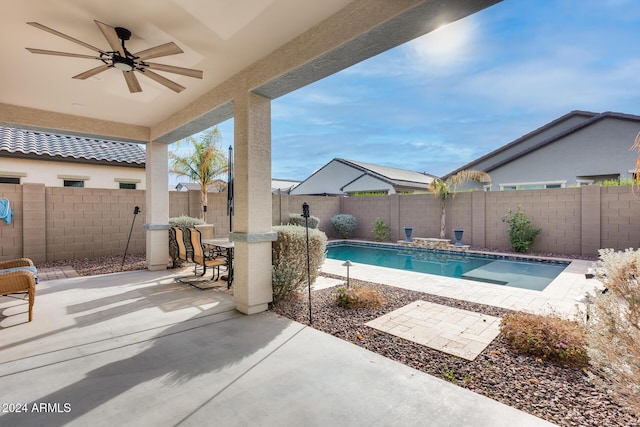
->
[26, 20, 203, 93]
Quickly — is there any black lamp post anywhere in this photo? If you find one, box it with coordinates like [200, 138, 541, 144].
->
[122, 206, 140, 270]
[302, 202, 312, 324]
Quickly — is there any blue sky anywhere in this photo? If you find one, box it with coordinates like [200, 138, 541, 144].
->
[190, 0, 640, 182]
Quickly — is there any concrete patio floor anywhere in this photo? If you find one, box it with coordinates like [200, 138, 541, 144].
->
[0, 268, 556, 427]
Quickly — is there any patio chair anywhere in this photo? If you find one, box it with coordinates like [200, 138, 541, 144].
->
[173, 227, 193, 263]
[188, 228, 226, 280]
[0, 258, 37, 322]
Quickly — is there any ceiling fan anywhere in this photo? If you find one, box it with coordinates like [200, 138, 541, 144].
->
[26, 20, 203, 93]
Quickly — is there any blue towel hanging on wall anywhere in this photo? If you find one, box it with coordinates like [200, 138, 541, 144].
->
[0, 198, 14, 224]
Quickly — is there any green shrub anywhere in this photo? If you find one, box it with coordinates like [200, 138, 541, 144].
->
[371, 218, 390, 242]
[288, 213, 319, 229]
[500, 312, 588, 368]
[272, 225, 327, 302]
[335, 285, 386, 309]
[600, 177, 635, 186]
[501, 205, 541, 252]
[330, 214, 358, 239]
[169, 215, 205, 229]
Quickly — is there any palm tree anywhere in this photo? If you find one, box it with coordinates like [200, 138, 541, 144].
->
[169, 127, 228, 220]
[428, 169, 491, 239]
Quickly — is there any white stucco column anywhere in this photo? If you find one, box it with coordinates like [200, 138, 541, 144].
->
[144, 140, 170, 271]
[230, 92, 276, 314]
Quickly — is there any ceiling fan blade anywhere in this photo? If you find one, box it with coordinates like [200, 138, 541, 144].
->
[27, 22, 104, 54]
[26, 48, 100, 59]
[72, 64, 110, 80]
[123, 71, 142, 93]
[145, 62, 203, 79]
[135, 42, 183, 60]
[94, 20, 123, 55]
[140, 69, 185, 93]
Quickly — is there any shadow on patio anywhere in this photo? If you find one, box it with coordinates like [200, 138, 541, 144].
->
[0, 270, 298, 426]
[0, 269, 555, 427]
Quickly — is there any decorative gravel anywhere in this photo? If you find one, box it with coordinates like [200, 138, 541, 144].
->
[38, 253, 147, 276]
[271, 275, 639, 427]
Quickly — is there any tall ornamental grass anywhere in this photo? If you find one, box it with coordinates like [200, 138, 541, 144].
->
[587, 248, 640, 416]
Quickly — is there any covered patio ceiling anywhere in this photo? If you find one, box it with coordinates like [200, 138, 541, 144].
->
[0, 0, 500, 144]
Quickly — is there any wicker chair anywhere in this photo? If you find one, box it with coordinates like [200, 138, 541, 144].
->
[0, 258, 36, 322]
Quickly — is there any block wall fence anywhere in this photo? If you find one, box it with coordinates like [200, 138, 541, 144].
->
[1, 184, 638, 263]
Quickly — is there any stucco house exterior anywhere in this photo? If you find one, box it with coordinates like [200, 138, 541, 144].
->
[0, 126, 146, 189]
[446, 111, 640, 191]
[290, 158, 435, 196]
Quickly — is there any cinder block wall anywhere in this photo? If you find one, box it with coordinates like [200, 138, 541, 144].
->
[169, 191, 230, 237]
[273, 195, 341, 237]
[1, 184, 638, 262]
[295, 187, 639, 256]
[342, 196, 391, 240]
[0, 184, 24, 260]
[601, 186, 640, 250]
[45, 187, 146, 261]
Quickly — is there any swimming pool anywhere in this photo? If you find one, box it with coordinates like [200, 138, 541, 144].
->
[326, 242, 568, 291]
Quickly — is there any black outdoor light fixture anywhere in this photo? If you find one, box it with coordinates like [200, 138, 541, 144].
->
[302, 202, 312, 324]
[342, 260, 353, 289]
[122, 206, 141, 270]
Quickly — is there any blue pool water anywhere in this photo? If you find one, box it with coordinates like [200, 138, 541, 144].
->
[326, 243, 568, 291]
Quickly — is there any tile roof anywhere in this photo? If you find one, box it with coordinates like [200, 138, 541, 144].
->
[0, 127, 145, 165]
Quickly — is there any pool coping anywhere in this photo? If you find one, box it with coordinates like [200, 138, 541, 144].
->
[327, 239, 577, 265]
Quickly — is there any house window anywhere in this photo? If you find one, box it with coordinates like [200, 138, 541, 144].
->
[59, 174, 89, 188]
[115, 178, 141, 190]
[0, 171, 26, 184]
[499, 181, 566, 191]
[0, 177, 20, 184]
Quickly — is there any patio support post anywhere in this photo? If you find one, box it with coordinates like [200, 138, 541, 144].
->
[230, 92, 276, 315]
[144, 141, 170, 271]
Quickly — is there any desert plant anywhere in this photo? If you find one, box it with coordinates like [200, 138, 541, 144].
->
[371, 218, 390, 242]
[330, 214, 358, 239]
[500, 312, 589, 368]
[587, 248, 640, 416]
[169, 215, 205, 229]
[501, 205, 541, 252]
[334, 285, 386, 309]
[288, 212, 319, 229]
[600, 177, 635, 187]
[428, 170, 491, 239]
[271, 225, 327, 302]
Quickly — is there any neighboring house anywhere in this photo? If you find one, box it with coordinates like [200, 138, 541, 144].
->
[271, 179, 301, 194]
[290, 158, 435, 196]
[175, 181, 226, 192]
[0, 126, 145, 189]
[446, 111, 640, 191]
[175, 179, 299, 194]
